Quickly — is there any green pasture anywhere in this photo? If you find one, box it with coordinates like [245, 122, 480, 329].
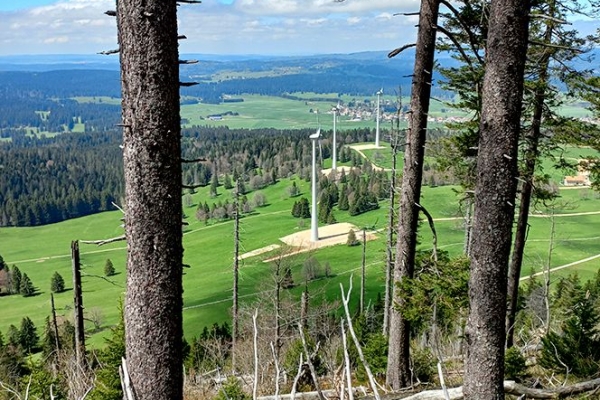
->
[1, 147, 600, 348]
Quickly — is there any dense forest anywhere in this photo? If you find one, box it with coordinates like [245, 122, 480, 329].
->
[0, 125, 395, 227]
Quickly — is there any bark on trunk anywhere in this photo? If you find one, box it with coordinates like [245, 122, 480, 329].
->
[506, 5, 554, 348]
[463, 0, 530, 398]
[117, 0, 183, 398]
[387, 0, 440, 390]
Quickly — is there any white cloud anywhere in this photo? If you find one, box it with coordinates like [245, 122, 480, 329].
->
[0, 0, 422, 56]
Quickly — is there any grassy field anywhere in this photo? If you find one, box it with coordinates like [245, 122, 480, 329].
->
[1, 145, 599, 347]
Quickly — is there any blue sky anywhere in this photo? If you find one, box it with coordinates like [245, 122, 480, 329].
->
[0, 0, 597, 56]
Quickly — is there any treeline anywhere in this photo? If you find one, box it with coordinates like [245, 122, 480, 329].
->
[0, 96, 121, 133]
[0, 126, 378, 227]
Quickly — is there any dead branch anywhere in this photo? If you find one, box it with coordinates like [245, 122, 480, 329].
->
[298, 325, 326, 400]
[290, 353, 304, 400]
[80, 235, 126, 246]
[529, 13, 570, 24]
[270, 342, 281, 400]
[357, 378, 600, 400]
[179, 59, 199, 64]
[341, 320, 354, 400]
[112, 201, 125, 213]
[120, 358, 136, 400]
[253, 309, 259, 400]
[415, 203, 438, 261]
[98, 48, 120, 55]
[80, 272, 123, 287]
[394, 12, 420, 16]
[528, 40, 584, 52]
[181, 157, 208, 163]
[182, 183, 205, 190]
[180, 81, 199, 87]
[340, 278, 381, 400]
[388, 43, 417, 58]
[105, 10, 116, 16]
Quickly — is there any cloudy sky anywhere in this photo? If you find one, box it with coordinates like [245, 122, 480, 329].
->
[0, 0, 597, 56]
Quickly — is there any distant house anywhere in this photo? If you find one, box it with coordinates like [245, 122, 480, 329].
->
[563, 158, 593, 186]
[563, 175, 591, 186]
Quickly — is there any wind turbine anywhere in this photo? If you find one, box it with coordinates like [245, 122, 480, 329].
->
[375, 88, 383, 147]
[309, 128, 321, 242]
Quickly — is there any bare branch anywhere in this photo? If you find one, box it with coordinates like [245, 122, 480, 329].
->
[179, 59, 199, 64]
[177, 0, 202, 3]
[529, 13, 570, 24]
[388, 43, 417, 58]
[81, 235, 126, 246]
[105, 10, 116, 16]
[394, 12, 420, 16]
[179, 81, 199, 87]
[415, 203, 438, 262]
[182, 183, 204, 190]
[98, 48, 120, 55]
[181, 157, 208, 163]
[340, 278, 381, 400]
[528, 40, 584, 52]
[80, 272, 124, 287]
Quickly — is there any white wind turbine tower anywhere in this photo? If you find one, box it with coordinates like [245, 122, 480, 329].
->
[375, 88, 383, 147]
[310, 128, 321, 242]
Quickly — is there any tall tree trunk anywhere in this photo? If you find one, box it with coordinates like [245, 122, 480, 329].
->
[383, 129, 399, 336]
[463, 0, 530, 397]
[506, 4, 554, 348]
[386, 0, 440, 390]
[71, 240, 86, 368]
[232, 181, 240, 371]
[117, 0, 183, 398]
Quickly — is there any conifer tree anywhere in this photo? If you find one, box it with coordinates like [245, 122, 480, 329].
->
[50, 271, 65, 293]
[19, 317, 39, 352]
[11, 265, 21, 295]
[19, 273, 35, 297]
[104, 259, 115, 277]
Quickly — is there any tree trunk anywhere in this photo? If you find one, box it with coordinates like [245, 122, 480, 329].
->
[463, 0, 530, 397]
[506, 3, 554, 348]
[383, 129, 399, 336]
[71, 240, 86, 368]
[387, 0, 440, 390]
[117, 0, 183, 398]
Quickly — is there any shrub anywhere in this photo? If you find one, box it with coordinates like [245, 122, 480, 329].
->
[347, 229, 359, 246]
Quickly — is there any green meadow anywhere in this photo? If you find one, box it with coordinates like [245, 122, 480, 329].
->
[1, 146, 599, 347]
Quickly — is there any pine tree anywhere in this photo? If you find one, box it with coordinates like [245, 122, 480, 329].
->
[338, 184, 349, 211]
[223, 174, 233, 190]
[19, 273, 35, 297]
[7, 324, 20, 347]
[104, 258, 116, 277]
[11, 265, 21, 294]
[50, 271, 65, 293]
[210, 173, 219, 197]
[19, 317, 39, 352]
